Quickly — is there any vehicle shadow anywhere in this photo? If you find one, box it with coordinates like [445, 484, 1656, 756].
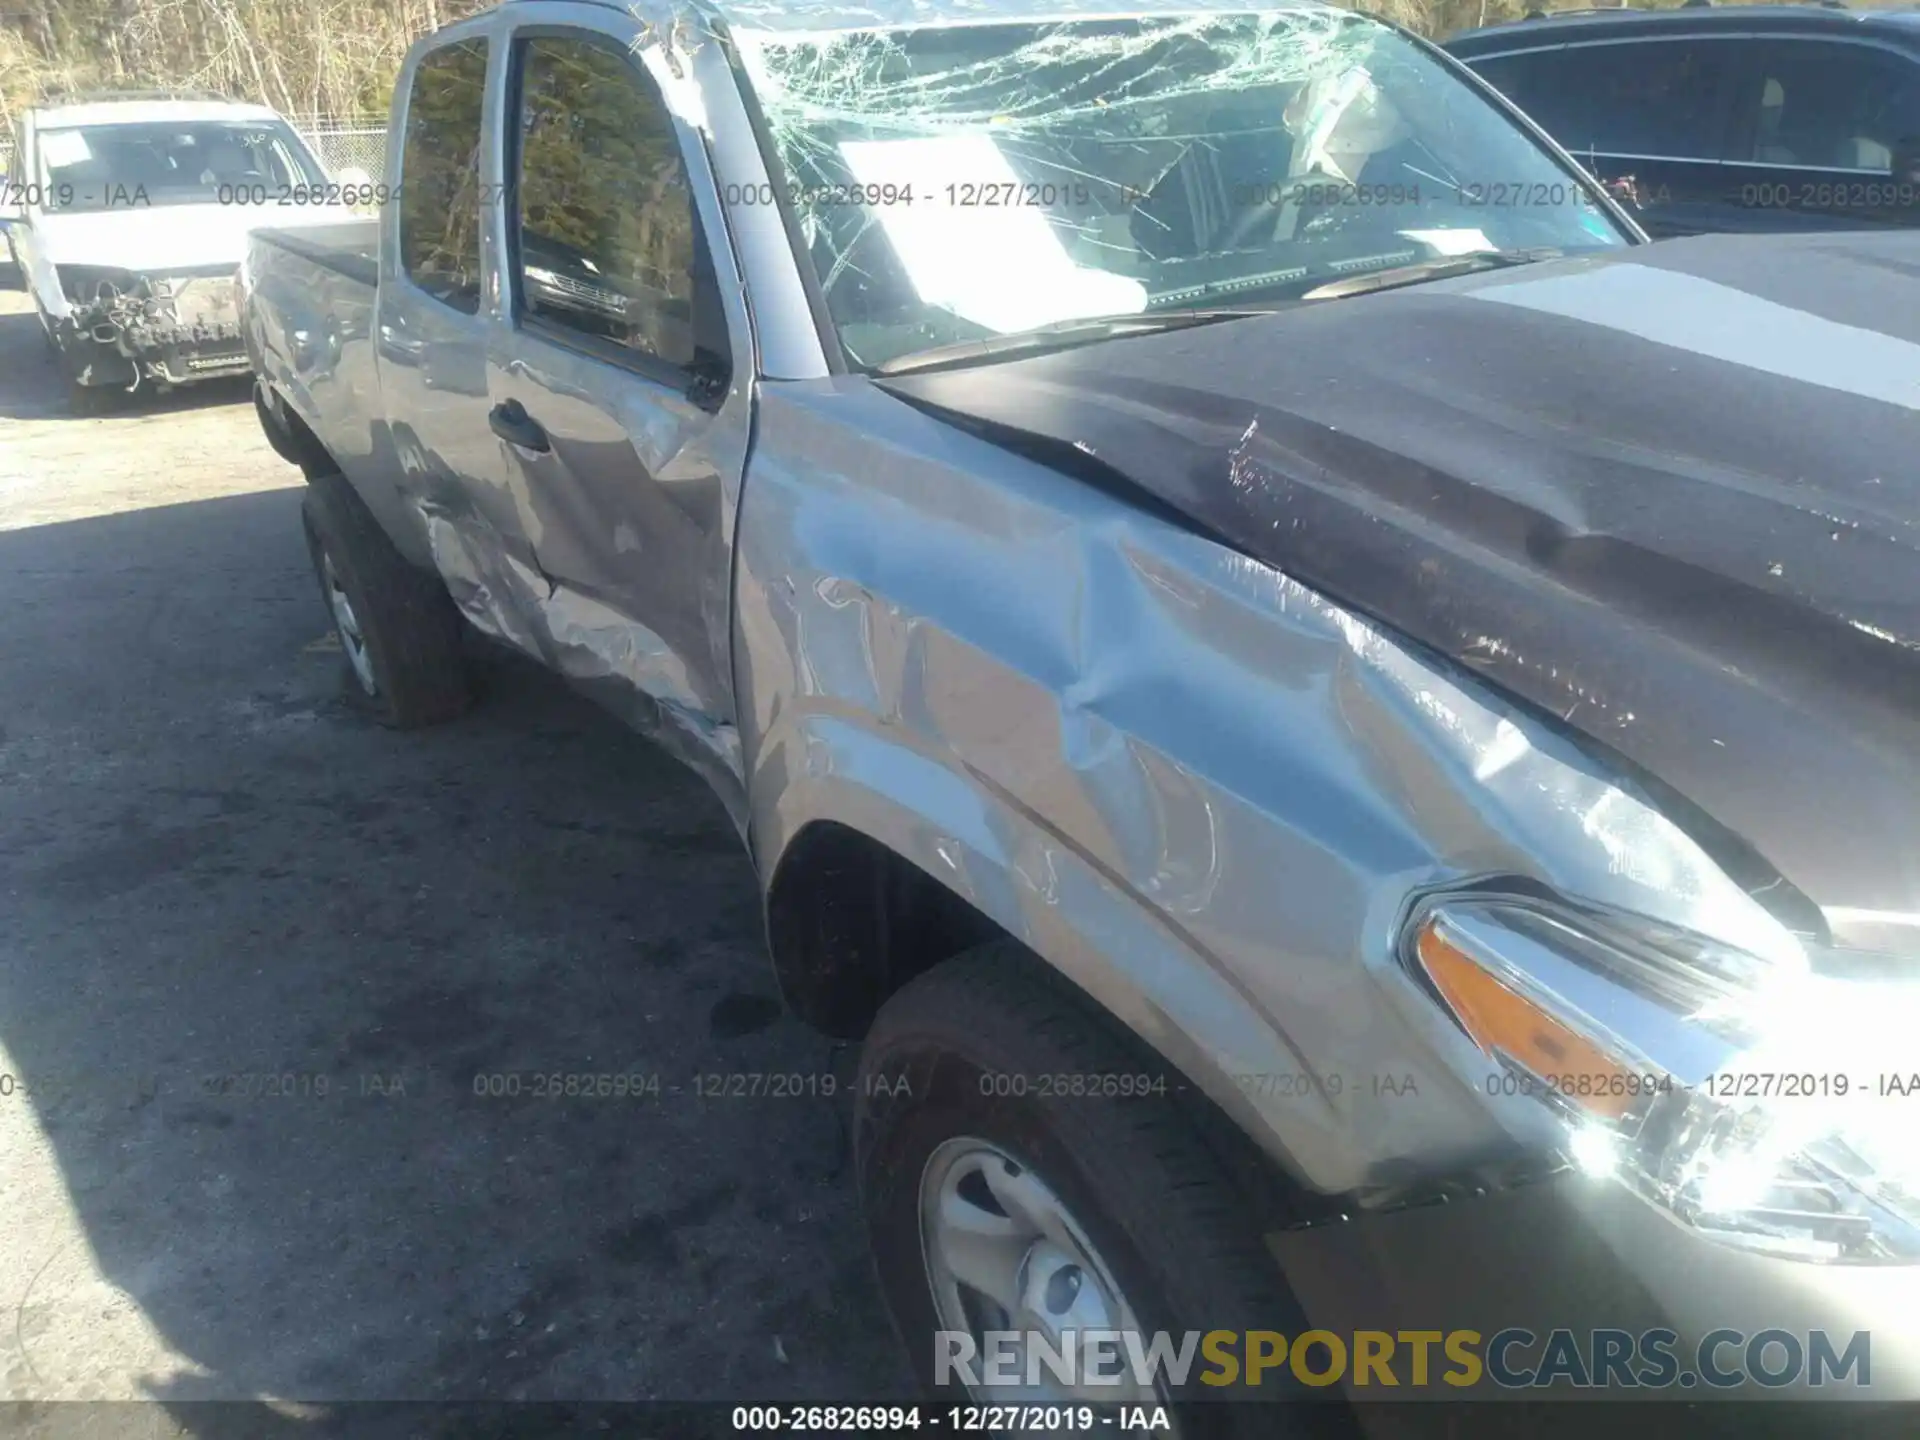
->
[0, 307, 253, 423]
[0, 486, 908, 1430]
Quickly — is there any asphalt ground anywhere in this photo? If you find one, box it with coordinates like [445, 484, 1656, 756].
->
[0, 274, 909, 1436]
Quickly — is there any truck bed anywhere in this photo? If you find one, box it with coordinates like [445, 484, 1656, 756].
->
[251, 218, 381, 290]
[243, 217, 383, 514]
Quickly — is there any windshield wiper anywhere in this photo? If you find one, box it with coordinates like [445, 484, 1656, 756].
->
[1299, 248, 1563, 302]
[873, 307, 1277, 377]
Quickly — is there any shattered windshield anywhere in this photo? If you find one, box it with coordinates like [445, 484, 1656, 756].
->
[736, 9, 1631, 368]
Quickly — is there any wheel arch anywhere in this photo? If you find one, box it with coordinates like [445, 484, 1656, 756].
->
[254, 380, 337, 479]
[751, 714, 1331, 1222]
[763, 817, 1006, 1040]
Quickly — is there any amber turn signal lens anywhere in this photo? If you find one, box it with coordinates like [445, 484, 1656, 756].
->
[1414, 920, 1638, 1120]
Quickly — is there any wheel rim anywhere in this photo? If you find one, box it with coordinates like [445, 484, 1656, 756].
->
[322, 552, 378, 695]
[919, 1138, 1169, 1413]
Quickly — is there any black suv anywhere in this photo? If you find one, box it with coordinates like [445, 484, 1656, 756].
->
[1446, 5, 1920, 236]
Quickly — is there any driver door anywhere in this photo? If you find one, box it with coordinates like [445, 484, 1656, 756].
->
[485, 11, 752, 764]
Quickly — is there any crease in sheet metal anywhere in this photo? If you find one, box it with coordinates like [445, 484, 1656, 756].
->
[738, 382, 1819, 1195]
[878, 233, 1920, 937]
[422, 500, 747, 831]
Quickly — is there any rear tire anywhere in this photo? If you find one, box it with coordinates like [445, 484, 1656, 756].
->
[855, 943, 1351, 1439]
[300, 471, 471, 728]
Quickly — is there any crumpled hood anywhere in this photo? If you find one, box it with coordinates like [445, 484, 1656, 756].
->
[880, 231, 1920, 951]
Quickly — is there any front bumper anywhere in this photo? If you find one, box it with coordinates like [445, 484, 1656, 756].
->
[1272, 1170, 1918, 1408]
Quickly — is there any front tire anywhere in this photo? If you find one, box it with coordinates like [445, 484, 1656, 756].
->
[67, 380, 112, 416]
[855, 944, 1349, 1439]
[300, 471, 471, 728]
[57, 344, 124, 415]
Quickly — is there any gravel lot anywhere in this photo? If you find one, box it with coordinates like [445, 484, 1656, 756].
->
[0, 276, 906, 1433]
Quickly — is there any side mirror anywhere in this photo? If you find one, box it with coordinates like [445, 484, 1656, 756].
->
[684, 348, 731, 411]
[335, 165, 374, 192]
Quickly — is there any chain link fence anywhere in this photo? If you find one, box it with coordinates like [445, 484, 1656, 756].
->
[299, 120, 390, 183]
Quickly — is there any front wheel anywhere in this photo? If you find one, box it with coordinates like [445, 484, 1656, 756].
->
[67, 379, 113, 416]
[855, 944, 1350, 1439]
[54, 334, 119, 415]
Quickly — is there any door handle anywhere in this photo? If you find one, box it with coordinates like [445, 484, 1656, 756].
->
[489, 398, 549, 454]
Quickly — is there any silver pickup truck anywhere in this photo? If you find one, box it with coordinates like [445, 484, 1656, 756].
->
[243, 0, 1920, 1423]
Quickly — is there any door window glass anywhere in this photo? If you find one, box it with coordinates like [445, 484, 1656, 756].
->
[1738, 43, 1920, 171]
[1472, 41, 1734, 160]
[399, 37, 490, 314]
[510, 34, 701, 369]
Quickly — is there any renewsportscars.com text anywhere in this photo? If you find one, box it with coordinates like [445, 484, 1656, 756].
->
[938, 1327, 1873, 1391]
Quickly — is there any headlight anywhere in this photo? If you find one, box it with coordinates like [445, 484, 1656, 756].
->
[1404, 894, 1920, 1264]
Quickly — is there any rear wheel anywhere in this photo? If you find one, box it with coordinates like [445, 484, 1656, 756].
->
[300, 471, 471, 727]
[855, 943, 1351, 1439]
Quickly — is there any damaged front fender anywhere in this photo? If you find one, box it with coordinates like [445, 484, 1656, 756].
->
[737, 377, 1807, 1206]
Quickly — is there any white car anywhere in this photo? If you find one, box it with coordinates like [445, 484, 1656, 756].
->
[0, 90, 364, 410]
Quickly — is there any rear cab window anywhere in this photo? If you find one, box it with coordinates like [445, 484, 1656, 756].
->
[503, 31, 729, 384]
[398, 37, 490, 313]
